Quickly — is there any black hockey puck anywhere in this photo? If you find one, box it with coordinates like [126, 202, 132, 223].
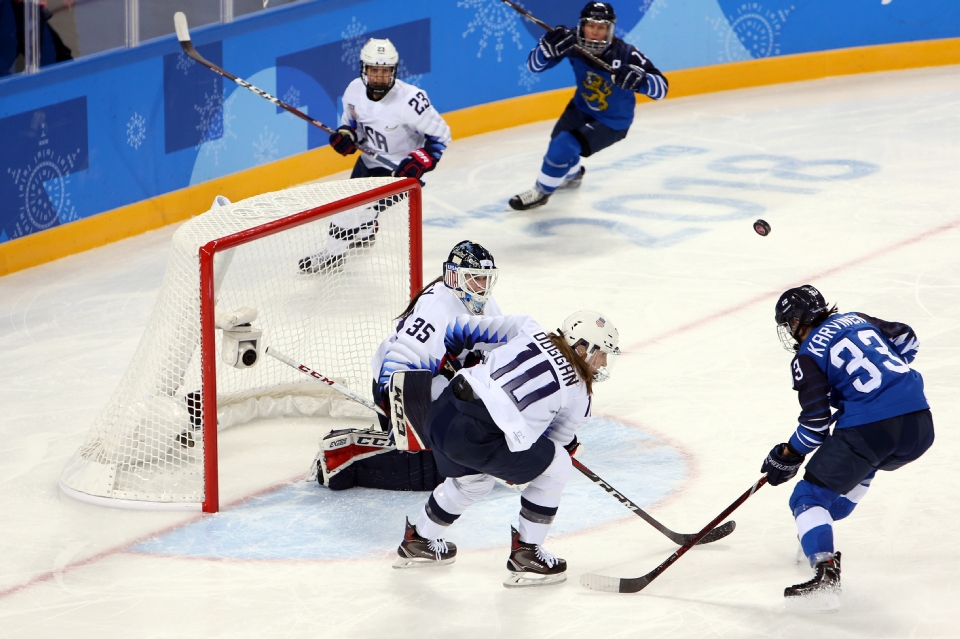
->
[753, 219, 771, 236]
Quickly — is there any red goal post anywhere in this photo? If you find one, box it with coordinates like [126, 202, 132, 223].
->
[59, 177, 422, 513]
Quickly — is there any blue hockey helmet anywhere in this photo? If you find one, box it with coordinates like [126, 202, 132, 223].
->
[578, 2, 616, 55]
[443, 241, 498, 315]
[775, 285, 830, 351]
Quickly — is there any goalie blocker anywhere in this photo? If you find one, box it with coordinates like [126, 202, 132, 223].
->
[315, 370, 440, 491]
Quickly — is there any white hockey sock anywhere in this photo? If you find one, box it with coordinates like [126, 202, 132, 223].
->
[415, 506, 449, 540]
[518, 515, 550, 546]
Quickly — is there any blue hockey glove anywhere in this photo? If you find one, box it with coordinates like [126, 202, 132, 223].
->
[539, 26, 576, 60]
[394, 148, 435, 181]
[329, 126, 358, 156]
[761, 443, 805, 486]
[614, 63, 647, 91]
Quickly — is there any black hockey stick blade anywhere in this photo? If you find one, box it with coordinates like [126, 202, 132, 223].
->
[172, 12, 398, 170]
[580, 476, 767, 594]
[571, 458, 735, 546]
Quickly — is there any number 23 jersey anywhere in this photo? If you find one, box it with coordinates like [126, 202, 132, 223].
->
[789, 312, 929, 454]
[341, 78, 452, 171]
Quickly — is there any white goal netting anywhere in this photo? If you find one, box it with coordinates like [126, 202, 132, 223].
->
[60, 177, 417, 510]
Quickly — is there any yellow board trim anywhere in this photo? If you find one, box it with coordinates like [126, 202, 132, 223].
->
[3, 37, 959, 276]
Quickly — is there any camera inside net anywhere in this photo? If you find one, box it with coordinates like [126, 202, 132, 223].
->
[221, 324, 262, 369]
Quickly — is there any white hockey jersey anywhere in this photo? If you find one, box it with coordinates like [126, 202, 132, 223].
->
[445, 315, 592, 453]
[371, 282, 502, 400]
[341, 78, 452, 171]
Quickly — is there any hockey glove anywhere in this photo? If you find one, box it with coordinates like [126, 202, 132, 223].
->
[761, 443, 805, 486]
[329, 126, 358, 156]
[438, 353, 463, 381]
[564, 437, 581, 458]
[539, 26, 576, 60]
[614, 63, 647, 91]
[394, 148, 435, 181]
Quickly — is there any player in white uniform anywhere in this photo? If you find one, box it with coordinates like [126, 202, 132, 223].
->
[299, 38, 452, 274]
[315, 241, 501, 491]
[394, 310, 620, 588]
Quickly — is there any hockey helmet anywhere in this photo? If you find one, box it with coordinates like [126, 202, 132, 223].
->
[775, 285, 830, 352]
[578, 2, 616, 55]
[443, 241, 498, 315]
[360, 38, 399, 100]
[561, 310, 620, 382]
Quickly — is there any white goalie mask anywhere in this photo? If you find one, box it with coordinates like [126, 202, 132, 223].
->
[561, 310, 620, 383]
[360, 38, 399, 100]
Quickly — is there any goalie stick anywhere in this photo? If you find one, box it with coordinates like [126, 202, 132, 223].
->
[571, 458, 735, 546]
[264, 347, 387, 417]
[499, 0, 616, 74]
[172, 12, 399, 171]
[580, 475, 768, 594]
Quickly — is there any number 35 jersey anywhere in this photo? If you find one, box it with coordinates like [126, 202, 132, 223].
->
[446, 315, 592, 453]
[341, 78, 452, 171]
[788, 312, 929, 455]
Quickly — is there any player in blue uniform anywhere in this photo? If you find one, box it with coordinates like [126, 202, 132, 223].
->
[509, 2, 668, 210]
[760, 285, 934, 610]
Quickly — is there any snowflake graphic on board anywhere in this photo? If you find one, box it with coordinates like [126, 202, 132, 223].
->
[341, 16, 368, 67]
[518, 62, 539, 92]
[176, 51, 196, 74]
[253, 127, 280, 165]
[194, 89, 236, 165]
[711, 3, 794, 62]
[458, 0, 524, 62]
[126, 112, 146, 150]
[282, 85, 302, 108]
[398, 59, 422, 88]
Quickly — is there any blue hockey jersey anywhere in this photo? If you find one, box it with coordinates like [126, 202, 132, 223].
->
[527, 38, 667, 131]
[787, 312, 929, 455]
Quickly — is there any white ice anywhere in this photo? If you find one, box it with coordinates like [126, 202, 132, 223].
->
[2, 65, 959, 638]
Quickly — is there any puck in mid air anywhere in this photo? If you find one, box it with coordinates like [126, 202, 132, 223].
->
[753, 219, 771, 236]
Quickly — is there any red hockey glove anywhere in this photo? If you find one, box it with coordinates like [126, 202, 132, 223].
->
[394, 148, 435, 180]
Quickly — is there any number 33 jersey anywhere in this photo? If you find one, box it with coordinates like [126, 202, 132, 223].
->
[447, 315, 592, 453]
[788, 312, 929, 455]
[341, 78, 452, 171]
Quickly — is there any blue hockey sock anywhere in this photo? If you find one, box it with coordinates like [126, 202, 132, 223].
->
[829, 470, 875, 521]
[790, 479, 840, 565]
[537, 132, 581, 193]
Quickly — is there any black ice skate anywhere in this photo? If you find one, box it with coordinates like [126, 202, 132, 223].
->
[556, 166, 586, 190]
[503, 526, 567, 588]
[509, 185, 551, 211]
[298, 219, 378, 274]
[784, 552, 841, 612]
[393, 517, 457, 569]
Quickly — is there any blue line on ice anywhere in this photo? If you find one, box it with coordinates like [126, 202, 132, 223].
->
[131, 417, 686, 560]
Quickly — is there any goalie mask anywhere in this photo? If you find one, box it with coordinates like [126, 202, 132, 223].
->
[578, 2, 616, 56]
[775, 285, 830, 352]
[443, 240, 498, 315]
[561, 310, 620, 382]
[360, 38, 399, 101]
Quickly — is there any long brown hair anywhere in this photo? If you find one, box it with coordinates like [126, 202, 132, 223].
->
[397, 276, 443, 320]
[549, 332, 593, 395]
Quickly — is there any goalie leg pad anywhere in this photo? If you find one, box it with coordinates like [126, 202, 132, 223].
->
[317, 428, 444, 491]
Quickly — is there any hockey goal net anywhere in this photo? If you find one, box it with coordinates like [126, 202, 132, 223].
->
[60, 177, 422, 512]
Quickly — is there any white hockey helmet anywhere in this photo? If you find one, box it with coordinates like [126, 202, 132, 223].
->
[360, 38, 399, 100]
[561, 310, 620, 382]
[443, 240, 498, 315]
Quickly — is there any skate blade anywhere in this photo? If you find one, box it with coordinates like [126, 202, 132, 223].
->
[784, 591, 840, 612]
[392, 556, 455, 569]
[503, 571, 567, 589]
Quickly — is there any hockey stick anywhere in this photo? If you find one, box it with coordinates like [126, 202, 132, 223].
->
[580, 475, 768, 594]
[172, 12, 399, 171]
[264, 346, 387, 417]
[499, 0, 615, 74]
[571, 458, 736, 546]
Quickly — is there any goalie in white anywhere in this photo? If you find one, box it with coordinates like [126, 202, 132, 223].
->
[299, 38, 452, 274]
[394, 310, 620, 588]
[314, 241, 501, 491]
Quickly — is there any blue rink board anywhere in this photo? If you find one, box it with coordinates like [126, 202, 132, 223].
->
[131, 417, 687, 561]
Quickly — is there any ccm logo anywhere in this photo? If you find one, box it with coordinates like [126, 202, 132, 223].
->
[392, 384, 406, 436]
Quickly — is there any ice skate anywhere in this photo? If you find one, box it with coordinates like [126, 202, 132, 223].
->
[556, 166, 586, 190]
[298, 219, 378, 274]
[509, 184, 551, 211]
[784, 552, 841, 612]
[393, 517, 457, 569]
[503, 525, 567, 588]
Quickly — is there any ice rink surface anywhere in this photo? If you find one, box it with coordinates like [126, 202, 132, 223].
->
[2, 65, 959, 638]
